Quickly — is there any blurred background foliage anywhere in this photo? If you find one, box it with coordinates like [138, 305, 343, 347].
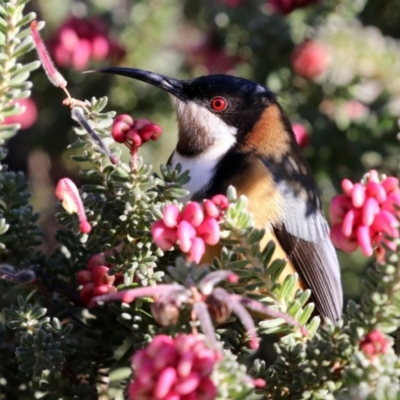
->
[5, 0, 400, 303]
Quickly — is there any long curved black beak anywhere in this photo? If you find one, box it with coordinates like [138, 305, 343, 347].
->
[86, 67, 187, 102]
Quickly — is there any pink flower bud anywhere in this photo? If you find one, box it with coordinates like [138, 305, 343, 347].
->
[77, 270, 92, 285]
[382, 192, 400, 213]
[366, 181, 387, 204]
[112, 120, 131, 143]
[177, 220, 197, 252]
[351, 183, 366, 208]
[87, 254, 106, 271]
[342, 209, 360, 237]
[72, 38, 91, 70]
[330, 224, 358, 253]
[203, 200, 220, 218]
[91, 35, 110, 60]
[196, 217, 220, 245]
[80, 282, 95, 303]
[92, 265, 115, 286]
[175, 372, 201, 395]
[126, 130, 143, 147]
[59, 27, 79, 52]
[115, 114, 134, 125]
[187, 237, 206, 264]
[181, 202, 204, 228]
[154, 367, 177, 399]
[382, 177, 399, 194]
[140, 123, 163, 142]
[211, 194, 229, 210]
[163, 204, 181, 228]
[372, 210, 398, 237]
[329, 195, 352, 224]
[367, 170, 380, 183]
[341, 179, 354, 196]
[292, 123, 309, 148]
[360, 329, 390, 359]
[356, 225, 373, 256]
[55, 178, 91, 234]
[151, 220, 178, 251]
[92, 284, 117, 296]
[362, 197, 380, 226]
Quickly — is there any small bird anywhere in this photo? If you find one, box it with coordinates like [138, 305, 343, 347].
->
[93, 67, 343, 322]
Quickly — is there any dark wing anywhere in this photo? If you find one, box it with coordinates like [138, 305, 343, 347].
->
[263, 155, 343, 322]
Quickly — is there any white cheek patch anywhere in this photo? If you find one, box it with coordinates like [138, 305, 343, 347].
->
[170, 99, 237, 201]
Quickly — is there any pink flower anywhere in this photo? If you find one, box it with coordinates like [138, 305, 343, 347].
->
[111, 114, 162, 152]
[48, 16, 125, 70]
[360, 330, 390, 359]
[128, 334, 218, 400]
[3, 98, 38, 130]
[151, 196, 228, 263]
[330, 171, 400, 261]
[55, 178, 91, 234]
[292, 123, 309, 148]
[292, 40, 331, 79]
[270, 0, 319, 14]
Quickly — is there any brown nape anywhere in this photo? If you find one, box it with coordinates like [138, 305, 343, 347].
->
[241, 103, 291, 157]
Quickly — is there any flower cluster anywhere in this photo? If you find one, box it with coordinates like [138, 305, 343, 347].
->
[111, 114, 162, 152]
[128, 334, 218, 400]
[270, 0, 319, 14]
[48, 16, 125, 70]
[359, 330, 390, 359]
[55, 178, 91, 234]
[292, 40, 331, 79]
[151, 196, 229, 264]
[330, 170, 400, 261]
[77, 254, 122, 303]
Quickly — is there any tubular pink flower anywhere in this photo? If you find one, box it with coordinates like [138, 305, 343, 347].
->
[362, 197, 380, 226]
[177, 220, 197, 252]
[372, 211, 398, 237]
[351, 183, 366, 208]
[203, 199, 220, 218]
[342, 209, 360, 237]
[181, 202, 204, 228]
[330, 224, 358, 253]
[367, 170, 380, 183]
[55, 178, 91, 234]
[382, 192, 400, 213]
[188, 237, 206, 264]
[357, 226, 373, 256]
[163, 204, 181, 228]
[366, 181, 387, 204]
[329, 195, 352, 224]
[196, 217, 220, 245]
[211, 194, 229, 210]
[341, 179, 354, 196]
[31, 21, 67, 88]
[151, 220, 178, 251]
[382, 177, 399, 194]
[175, 372, 201, 395]
[154, 367, 177, 399]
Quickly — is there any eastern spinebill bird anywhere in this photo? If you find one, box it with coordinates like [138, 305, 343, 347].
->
[92, 67, 343, 322]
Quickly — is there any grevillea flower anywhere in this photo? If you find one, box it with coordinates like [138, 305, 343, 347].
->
[77, 253, 123, 303]
[91, 269, 304, 350]
[292, 40, 331, 79]
[270, 0, 319, 14]
[292, 123, 309, 148]
[151, 196, 229, 263]
[55, 178, 91, 234]
[111, 114, 162, 151]
[330, 170, 400, 262]
[47, 16, 125, 70]
[360, 330, 390, 359]
[128, 334, 218, 400]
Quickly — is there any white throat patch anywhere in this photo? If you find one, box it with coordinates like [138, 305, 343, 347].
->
[170, 99, 237, 201]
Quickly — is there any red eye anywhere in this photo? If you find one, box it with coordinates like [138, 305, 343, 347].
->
[211, 97, 227, 112]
